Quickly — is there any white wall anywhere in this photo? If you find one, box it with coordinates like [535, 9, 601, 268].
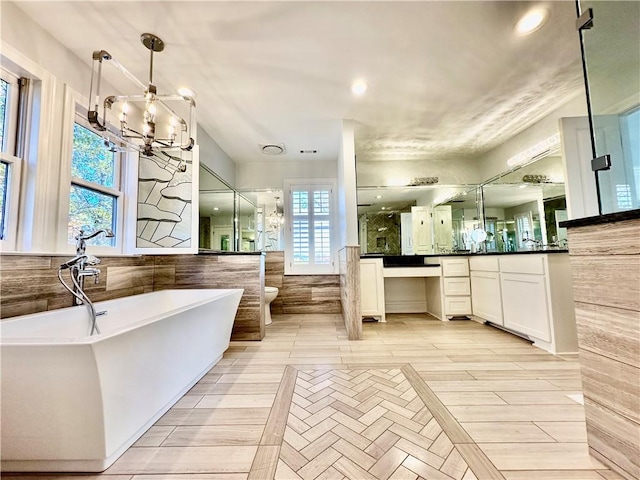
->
[235, 160, 338, 191]
[337, 121, 358, 247]
[476, 94, 588, 183]
[356, 156, 482, 187]
[197, 125, 236, 187]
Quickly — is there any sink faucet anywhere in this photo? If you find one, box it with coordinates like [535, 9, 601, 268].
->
[58, 229, 114, 335]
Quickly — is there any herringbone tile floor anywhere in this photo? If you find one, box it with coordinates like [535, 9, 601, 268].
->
[4, 313, 623, 480]
[277, 368, 473, 480]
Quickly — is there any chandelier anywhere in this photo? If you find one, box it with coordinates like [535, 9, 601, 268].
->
[87, 33, 195, 169]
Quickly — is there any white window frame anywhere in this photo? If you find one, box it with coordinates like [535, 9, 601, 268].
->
[0, 68, 22, 251]
[284, 178, 338, 275]
[57, 85, 125, 254]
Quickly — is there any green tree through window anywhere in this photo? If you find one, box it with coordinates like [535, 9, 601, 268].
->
[68, 123, 118, 246]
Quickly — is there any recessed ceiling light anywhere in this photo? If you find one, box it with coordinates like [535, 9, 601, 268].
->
[350, 80, 368, 96]
[375, 195, 383, 199]
[381, 206, 386, 210]
[178, 87, 196, 98]
[213, 207, 220, 211]
[516, 8, 548, 36]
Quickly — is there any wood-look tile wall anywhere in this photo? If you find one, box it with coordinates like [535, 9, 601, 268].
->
[0, 253, 264, 341]
[265, 251, 341, 315]
[339, 246, 362, 340]
[566, 218, 640, 480]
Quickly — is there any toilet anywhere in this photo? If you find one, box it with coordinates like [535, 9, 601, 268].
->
[264, 286, 279, 326]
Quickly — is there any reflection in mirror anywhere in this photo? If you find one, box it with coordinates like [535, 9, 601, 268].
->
[199, 165, 235, 250]
[241, 191, 285, 251]
[357, 185, 479, 255]
[436, 186, 480, 253]
[481, 163, 567, 252]
[237, 194, 258, 252]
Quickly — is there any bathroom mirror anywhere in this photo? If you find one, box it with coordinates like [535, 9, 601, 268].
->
[237, 193, 257, 252]
[480, 155, 568, 252]
[357, 185, 480, 255]
[239, 190, 285, 251]
[199, 165, 235, 250]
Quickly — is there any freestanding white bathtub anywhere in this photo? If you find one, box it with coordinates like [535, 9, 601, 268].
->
[0, 288, 243, 472]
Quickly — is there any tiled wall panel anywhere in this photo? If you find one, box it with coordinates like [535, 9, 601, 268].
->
[0, 253, 264, 341]
[265, 251, 341, 315]
[567, 218, 640, 480]
[339, 246, 362, 340]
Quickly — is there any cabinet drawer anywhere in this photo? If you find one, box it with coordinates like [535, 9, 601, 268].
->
[442, 258, 469, 277]
[499, 255, 545, 275]
[444, 277, 471, 296]
[469, 256, 499, 272]
[444, 296, 472, 315]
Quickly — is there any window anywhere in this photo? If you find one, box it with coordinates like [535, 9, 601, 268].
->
[0, 69, 21, 247]
[285, 180, 336, 274]
[68, 122, 121, 247]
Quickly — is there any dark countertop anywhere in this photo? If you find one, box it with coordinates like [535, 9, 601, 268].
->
[361, 250, 569, 265]
[559, 208, 640, 228]
[198, 249, 265, 256]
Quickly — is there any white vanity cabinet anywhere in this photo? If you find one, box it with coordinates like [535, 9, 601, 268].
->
[360, 257, 385, 322]
[441, 257, 472, 317]
[469, 256, 502, 325]
[469, 253, 578, 354]
[499, 256, 550, 341]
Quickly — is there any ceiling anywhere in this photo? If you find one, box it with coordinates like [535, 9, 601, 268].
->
[14, 1, 585, 166]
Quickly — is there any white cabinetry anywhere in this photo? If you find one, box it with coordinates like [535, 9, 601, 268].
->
[469, 253, 578, 354]
[470, 256, 502, 325]
[501, 273, 550, 341]
[360, 258, 385, 322]
[441, 258, 471, 318]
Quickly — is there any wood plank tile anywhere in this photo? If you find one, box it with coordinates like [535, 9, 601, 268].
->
[370, 446, 409, 480]
[574, 302, 640, 368]
[261, 365, 298, 446]
[196, 395, 275, 409]
[478, 443, 607, 471]
[448, 405, 586, 422]
[455, 444, 505, 480]
[388, 465, 419, 480]
[275, 459, 302, 480]
[402, 455, 457, 480]
[105, 446, 258, 474]
[163, 425, 264, 446]
[401, 365, 473, 444]
[534, 422, 588, 443]
[248, 445, 280, 480]
[333, 456, 378, 480]
[502, 471, 607, 480]
[156, 408, 271, 426]
[460, 422, 554, 443]
[296, 446, 341, 480]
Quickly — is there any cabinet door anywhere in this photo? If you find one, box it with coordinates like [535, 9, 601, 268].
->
[470, 271, 503, 325]
[500, 273, 551, 341]
[360, 260, 384, 317]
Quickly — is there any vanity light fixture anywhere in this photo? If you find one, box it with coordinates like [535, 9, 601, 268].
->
[515, 8, 549, 36]
[87, 33, 195, 168]
[350, 80, 368, 96]
[506, 134, 560, 168]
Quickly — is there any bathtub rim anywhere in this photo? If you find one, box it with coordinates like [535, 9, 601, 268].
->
[0, 288, 244, 346]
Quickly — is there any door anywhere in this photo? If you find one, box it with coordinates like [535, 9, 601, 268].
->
[411, 206, 432, 254]
[471, 271, 503, 325]
[401, 212, 413, 255]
